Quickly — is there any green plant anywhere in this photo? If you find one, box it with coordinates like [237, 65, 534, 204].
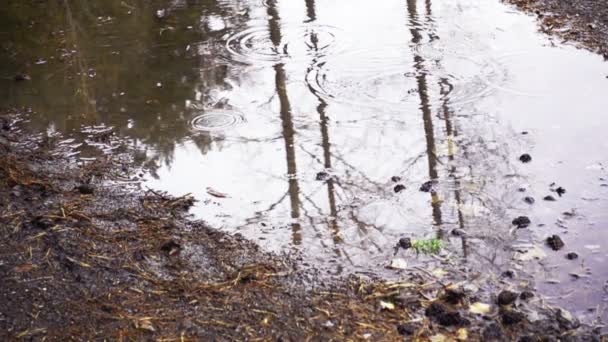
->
[411, 238, 443, 254]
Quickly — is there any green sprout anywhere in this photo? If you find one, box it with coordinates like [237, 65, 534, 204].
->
[411, 238, 443, 254]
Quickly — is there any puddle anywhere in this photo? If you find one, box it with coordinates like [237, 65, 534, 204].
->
[2, 0, 608, 322]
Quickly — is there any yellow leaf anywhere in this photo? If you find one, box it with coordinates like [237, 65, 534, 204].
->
[469, 302, 491, 315]
[456, 328, 468, 340]
[379, 301, 395, 310]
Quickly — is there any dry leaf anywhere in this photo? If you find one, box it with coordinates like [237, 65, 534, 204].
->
[456, 328, 468, 340]
[379, 301, 395, 310]
[469, 302, 491, 315]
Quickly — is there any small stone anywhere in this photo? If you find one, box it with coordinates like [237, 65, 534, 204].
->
[419, 180, 434, 192]
[501, 310, 525, 325]
[398, 237, 412, 249]
[425, 302, 446, 318]
[546, 235, 565, 251]
[523, 197, 535, 204]
[519, 154, 532, 163]
[512, 216, 531, 228]
[521, 131, 529, 135]
[566, 252, 578, 260]
[76, 184, 95, 195]
[555, 187, 566, 197]
[391, 176, 402, 183]
[315, 171, 329, 181]
[543, 195, 556, 201]
[497, 290, 518, 306]
[520, 291, 534, 301]
[394, 184, 406, 193]
[396, 323, 416, 336]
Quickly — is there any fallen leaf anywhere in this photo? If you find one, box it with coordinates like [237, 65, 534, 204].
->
[135, 319, 156, 332]
[430, 333, 447, 342]
[469, 302, 491, 315]
[13, 263, 35, 273]
[456, 328, 468, 340]
[379, 301, 395, 310]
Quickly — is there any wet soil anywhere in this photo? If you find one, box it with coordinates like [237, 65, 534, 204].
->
[507, 0, 608, 59]
[1, 113, 604, 340]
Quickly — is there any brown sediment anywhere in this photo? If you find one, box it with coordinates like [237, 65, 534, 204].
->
[0, 112, 602, 340]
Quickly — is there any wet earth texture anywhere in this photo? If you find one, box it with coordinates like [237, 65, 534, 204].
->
[1, 0, 608, 324]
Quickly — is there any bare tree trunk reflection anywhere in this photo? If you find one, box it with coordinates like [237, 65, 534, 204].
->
[406, 0, 443, 231]
[267, 0, 302, 245]
[440, 78, 468, 258]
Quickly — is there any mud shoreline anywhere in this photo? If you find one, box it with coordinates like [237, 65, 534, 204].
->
[0, 110, 603, 340]
[506, 0, 608, 59]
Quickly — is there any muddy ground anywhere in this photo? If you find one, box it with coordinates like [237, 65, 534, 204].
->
[0, 113, 604, 340]
[506, 0, 608, 59]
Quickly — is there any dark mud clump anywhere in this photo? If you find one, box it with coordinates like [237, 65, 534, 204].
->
[544, 195, 557, 201]
[391, 176, 402, 183]
[512, 216, 532, 228]
[419, 180, 434, 192]
[524, 196, 535, 204]
[425, 303, 470, 327]
[566, 252, 579, 260]
[547, 234, 565, 250]
[520, 291, 535, 301]
[398, 237, 412, 249]
[502, 310, 525, 325]
[497, 290, 519, 306]
[315, 171, 330, 181]
[393, 184, 406, 193]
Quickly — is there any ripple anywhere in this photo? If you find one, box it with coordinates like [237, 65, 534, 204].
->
[305, 50, 504, 110]
[191, 110, 245, 132]
[225, 24, 343, 64]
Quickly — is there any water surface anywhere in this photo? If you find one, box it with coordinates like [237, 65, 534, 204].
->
[2, 0, 608, 322]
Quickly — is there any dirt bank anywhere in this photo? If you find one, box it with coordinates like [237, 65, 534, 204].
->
[0, 112, 603, 340]
[507, 0, 608, 59]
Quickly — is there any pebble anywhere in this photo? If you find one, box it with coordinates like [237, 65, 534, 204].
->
[519, 154, 532, 163]
[547, 235, 565, 251]
[394, 184, 406, 193]
[544, 195, 557, 201]
[419, 181, 433, 192]
[523, 196, 535, 204]
[398, 237, 412, 249]
[391, 176, 401, 183]
[497, 290, 519, 306]
[396, 323, 416, 336]
[315, 171, 329, 181]
[512, 216, 531, 228]
[520, 291, 534, 301]
[566, 252, 578, 260]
